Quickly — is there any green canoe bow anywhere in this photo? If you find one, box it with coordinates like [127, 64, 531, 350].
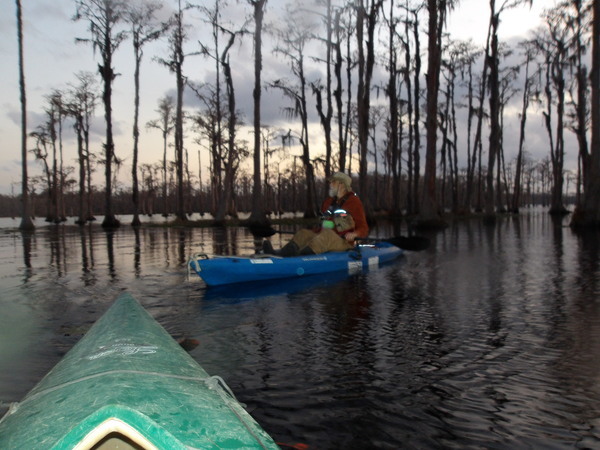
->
[0, 293, 278, 449]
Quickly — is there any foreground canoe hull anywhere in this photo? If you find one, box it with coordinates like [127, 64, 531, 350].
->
[189, 241, 403, 286]
[0, 293, 278, 449]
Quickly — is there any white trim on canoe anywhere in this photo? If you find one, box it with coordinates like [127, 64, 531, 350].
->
[74, 417, 158, 450]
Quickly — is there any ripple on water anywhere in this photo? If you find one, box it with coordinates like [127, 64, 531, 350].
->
[0, 219, 599, 448]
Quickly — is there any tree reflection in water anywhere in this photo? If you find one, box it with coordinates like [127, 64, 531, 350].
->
[1, 211, 599, 448]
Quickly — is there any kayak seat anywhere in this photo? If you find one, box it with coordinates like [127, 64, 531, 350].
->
[91, 431, 146, 450]
[252, 253, 283, 259]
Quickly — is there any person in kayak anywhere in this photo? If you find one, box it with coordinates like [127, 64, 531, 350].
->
[262, 172, 369, 256]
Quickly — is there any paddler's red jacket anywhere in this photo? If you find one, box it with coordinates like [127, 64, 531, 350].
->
[321, 192, 369, 238]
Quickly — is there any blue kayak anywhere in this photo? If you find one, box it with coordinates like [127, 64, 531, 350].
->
[188, 241, 403, 286]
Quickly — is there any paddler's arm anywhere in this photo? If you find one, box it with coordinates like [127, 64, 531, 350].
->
[344, 195, 368, 240]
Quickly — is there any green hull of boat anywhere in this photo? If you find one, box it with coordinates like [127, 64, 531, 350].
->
[0, 293, 278, 449]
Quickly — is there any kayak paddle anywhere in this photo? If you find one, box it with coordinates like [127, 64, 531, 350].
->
[248, 225, 430, 252]
[247, 224, 280, 237]
[355, 236, 430, 251]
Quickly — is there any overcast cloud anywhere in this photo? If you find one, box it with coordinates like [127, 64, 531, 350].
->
[1, 0, 571, 196]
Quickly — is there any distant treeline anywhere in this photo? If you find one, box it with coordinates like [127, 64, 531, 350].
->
[11, 0, 600, 229]
[1, 167, 574, 221]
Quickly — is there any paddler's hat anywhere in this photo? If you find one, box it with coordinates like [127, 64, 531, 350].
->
[329, 172, 352, 190]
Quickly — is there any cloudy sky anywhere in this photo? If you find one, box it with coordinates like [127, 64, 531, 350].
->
[1, 0, 563, 196]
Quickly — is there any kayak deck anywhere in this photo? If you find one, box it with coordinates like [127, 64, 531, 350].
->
[0, 293, 278, 449]
[189, 241, 403, 286]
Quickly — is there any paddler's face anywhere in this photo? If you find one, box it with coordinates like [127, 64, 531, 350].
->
[329, 181, 340, 198]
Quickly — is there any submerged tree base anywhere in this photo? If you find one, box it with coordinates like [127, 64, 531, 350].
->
[18, 217, 35, 231]
[549, 207, 571, 216]
[570, 207, 600, 229]
[171, 216, 190, 226]
[482, 214, 497, 226]
[101, 215, 121, 229]
[242, 215, 271, 229]
[411, 217, 449, 231]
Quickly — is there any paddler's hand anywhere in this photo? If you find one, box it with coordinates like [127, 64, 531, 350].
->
[344, 232, 358, 242]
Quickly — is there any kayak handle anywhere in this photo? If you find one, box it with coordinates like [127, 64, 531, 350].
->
[187, 253, 209, 280]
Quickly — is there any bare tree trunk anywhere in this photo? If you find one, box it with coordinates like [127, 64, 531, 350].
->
[356, 1, 367, 194]
[75, 0, 125, 228]
[496, 107, 506, 213]
[386, 0, 401, 218]
[300, 85, 318, 218]
[356, 0, 382, 219]
[162, 131, 169, 216]
[101, 56, 118, 228]
[449, 68, 459, 213]
[16, 0, 34, 230]
[416, 0, 445, 227]
[75, 111, 86, 225]
[100, 19, 119, 228]
[411, 8, 422, 215]
[572, 0, 600, 227]
[215, 32, 240, 223]
[484, 6, 500, 224]
[68, 73, 95, 225]
[342, 10, 353, 173]
[400, 3, 414, 215]
[125, 0, 168, 225]
[333, 9, 345, 172]
[247, 0, 269, 227]
[512, 44, 534, 213]
[571, 0, 589, 205]
[439, 97, 448, 211]
[316, 0, 333, 189]
[174, 1, 186, 223]
[84, 110, 94, 221]
[464, 27, 491, 213]
[549, 58, 567, 216]
[131, 40, 142, 226]
[49, 106, 59, 223]
[463, 61, 474, 212]
[57, 100, 66, 222]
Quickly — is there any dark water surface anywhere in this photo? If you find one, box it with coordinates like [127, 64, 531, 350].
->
[1, 211, 599, 449]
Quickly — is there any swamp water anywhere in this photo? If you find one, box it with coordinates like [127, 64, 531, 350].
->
[0, 210, 599, 448]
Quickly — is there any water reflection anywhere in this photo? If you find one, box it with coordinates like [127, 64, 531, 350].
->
[48, 227, 67, 278]
[105, 230, 116, 281]
[20, 231, 33, 283]
[14, 226, 259, 287]
[79, 227, 97, 286]
[133, 227, 141, 278]
[576, 230, 599, 297]
[210, 226, 241, 256]
[1, 214, 600, 448]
